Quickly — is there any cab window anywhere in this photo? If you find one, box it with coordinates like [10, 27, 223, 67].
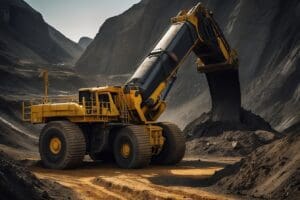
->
[98, 93, 110, 109]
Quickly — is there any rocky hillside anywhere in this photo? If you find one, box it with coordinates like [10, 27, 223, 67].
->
[212, 126, 300, 200]
[78, 37, 93, 49]
[76, 0, 299, 132]
[0, 0, 83, 65]
[76, 0, 199, 74]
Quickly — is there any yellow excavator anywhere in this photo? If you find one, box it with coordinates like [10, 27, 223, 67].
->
[22, 3, 241, 169]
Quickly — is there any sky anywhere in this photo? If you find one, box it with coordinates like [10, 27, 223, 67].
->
[24, 0, 140, 42]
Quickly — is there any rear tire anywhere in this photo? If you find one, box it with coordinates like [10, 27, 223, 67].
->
[39, 121, 86, 169]
[152, 122, 186, 165]
[113, 125, 151, 169]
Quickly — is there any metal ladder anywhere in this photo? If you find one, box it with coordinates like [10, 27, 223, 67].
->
[119, 93, 130, 124]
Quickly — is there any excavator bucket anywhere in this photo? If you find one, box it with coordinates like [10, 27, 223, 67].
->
[205, 69, 241, 123]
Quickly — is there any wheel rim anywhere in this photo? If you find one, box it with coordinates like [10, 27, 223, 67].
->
[49, 137, 62, 154]
[120, 143, 131, 158]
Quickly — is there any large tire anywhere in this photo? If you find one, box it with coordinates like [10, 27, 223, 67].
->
[113, 125, 151, 169]
[39, 121, 86, 169]
[152, 122, 186, 165]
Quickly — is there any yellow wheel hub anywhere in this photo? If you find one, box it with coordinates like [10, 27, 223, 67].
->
[49, 137, 62, 154]
[120, 143, 131, 158]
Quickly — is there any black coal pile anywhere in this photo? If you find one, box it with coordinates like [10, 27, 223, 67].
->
[212, 125, 300, 200]
[0, 151, 76, 200]
[184, 108, 280, 157]
[0, 151, 51, 200]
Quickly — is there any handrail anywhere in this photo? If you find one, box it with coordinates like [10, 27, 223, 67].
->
[23, 95, 117, 122]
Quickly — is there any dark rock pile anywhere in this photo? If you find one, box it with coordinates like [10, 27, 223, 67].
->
[184, 108, 279, 157]
[214, 129, 300, 199]
[0, 151, 76, 200]
[0, 152, 52, 200]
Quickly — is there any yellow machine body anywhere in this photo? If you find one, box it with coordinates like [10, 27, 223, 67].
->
[25, 86, 165, 124]
[23, 85, 165, 150]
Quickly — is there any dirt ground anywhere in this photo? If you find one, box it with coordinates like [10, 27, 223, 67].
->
[31, 157, 241, 200]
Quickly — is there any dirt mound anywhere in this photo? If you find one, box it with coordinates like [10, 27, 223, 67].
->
[184, 108, 279, 157]
[186, 130, 278, 157]
[213, 131, 300, 199]
[184, 108, 275, 139]
[0, 151, 76, 200]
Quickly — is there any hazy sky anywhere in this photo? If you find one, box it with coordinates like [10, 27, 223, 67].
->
[24, 0, 140, 42]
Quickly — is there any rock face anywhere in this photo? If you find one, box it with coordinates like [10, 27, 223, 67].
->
[75, 0, 300, 132]
[48, 26, 83, 64]
[78, 37, 93, 49]
[0, 0, 83, 65]
[76, 0, 200, 74]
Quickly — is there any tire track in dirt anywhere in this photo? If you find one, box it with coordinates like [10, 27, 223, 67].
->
[93, 174, 225, 200]
[32, 160, 239, 200]
[35, 172, 126, 200]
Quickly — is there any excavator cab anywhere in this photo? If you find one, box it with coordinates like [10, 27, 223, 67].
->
[78, 88, 119, 117]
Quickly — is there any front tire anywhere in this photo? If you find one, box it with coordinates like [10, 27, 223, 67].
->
[39, 121, 86, 169]
[152, 122, 186, 165]
[113, 125, 151, 169]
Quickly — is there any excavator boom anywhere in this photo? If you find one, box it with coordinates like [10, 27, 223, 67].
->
[125, 3, 241, 122]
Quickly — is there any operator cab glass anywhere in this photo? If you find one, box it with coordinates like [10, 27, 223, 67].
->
[98, 93, 111, 110]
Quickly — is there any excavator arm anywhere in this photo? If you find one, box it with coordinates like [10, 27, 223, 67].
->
[125, 3, 241, 123]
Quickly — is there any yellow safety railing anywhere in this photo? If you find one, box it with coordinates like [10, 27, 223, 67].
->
[22, 95, 78, 121]
[22, 95, 118, 122]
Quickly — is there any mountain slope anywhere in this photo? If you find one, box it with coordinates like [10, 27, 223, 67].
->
[78, 37, 93, 49]
[48, 25, 83, 64]
[75, 0, 299, 131]
[0, 0, 83, 65]
[76, 0, 199, 74]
